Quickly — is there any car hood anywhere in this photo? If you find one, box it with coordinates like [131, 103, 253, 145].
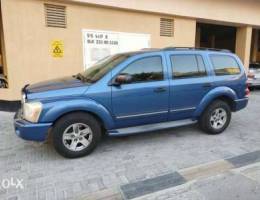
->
[23, 76, 90, 101]
[25, 76, 85, 94]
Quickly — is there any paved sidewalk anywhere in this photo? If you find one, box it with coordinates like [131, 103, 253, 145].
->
[133, 161, 260, 200]
[0, 91, 259, 200]
[120, 149, 260, 199]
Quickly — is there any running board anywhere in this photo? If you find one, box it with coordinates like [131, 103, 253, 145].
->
[108, 119, 197, 136]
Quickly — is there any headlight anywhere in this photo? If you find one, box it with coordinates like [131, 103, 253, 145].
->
[21, 93, 26, 104]
[23, 102, 42, 123]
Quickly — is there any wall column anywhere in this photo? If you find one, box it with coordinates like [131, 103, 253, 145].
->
[195, 26, 201, 47]
[209, 35, 215, 48]
[235, 26, 252, 70]
[251, 29, 258, 62]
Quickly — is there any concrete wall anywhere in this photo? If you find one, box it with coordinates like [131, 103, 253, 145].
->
[70, 0, 260, 27]
[0, 0, 196, 100]
[235, 26, 252, 70]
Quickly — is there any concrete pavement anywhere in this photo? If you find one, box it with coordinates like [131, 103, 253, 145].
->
[0, 91, 259, 200]
[133, 161, 260, 200]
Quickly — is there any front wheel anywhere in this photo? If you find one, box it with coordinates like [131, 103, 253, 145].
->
[199, 100, 231, 135]
[52, 112, 102, 158]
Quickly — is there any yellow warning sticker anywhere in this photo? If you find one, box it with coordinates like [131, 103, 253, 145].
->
[51, 40, 64, 58]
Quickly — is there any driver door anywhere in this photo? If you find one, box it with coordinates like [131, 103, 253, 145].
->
[111, 53, 169, 128]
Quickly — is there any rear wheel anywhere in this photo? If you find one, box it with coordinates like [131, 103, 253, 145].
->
[199, 100, 231, 134]
[52, 112, 101, 158]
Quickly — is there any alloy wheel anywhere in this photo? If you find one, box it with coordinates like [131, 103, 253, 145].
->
[210, 108, 227, 130]
[62, 123, 93, 151]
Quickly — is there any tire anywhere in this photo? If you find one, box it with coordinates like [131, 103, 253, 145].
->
[52, 112, 102, 158]
[199, 100, 231, 135]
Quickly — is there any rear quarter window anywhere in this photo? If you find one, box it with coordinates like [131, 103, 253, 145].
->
[210, 55, 241, 76]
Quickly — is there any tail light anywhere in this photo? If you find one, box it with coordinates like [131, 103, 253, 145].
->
[245, 81, 250, 97]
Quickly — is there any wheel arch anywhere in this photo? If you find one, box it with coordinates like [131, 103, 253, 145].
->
[193, 86, 237, 118]
[215, 95, 236, 111]
[39, 98, 115, 130]
[52, 110, 106, 129]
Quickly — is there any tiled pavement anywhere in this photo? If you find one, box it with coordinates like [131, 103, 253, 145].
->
[0, 91, 260, 200]
[134, 161, 260, 200]
[121, 150, 260, 199]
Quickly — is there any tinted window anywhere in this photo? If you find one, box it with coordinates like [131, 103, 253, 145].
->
[210, 55, 241, 75]
[80, 54, 131, 83]
[119, 56, 163, 83]
[171, 55, 207, 79]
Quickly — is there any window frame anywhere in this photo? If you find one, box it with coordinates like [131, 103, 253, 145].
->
[113, 55, 165, 85]
[170, 54, 208, 80]
[209, 54, 242, 76]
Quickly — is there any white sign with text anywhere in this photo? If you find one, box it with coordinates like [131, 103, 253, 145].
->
[82, 29, 151, 69]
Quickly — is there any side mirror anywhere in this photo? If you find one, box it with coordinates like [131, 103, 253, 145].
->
[113, 74, 133, 86]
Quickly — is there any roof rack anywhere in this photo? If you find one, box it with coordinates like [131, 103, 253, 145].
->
[141, 48, 160, 51]
[162, 47, 231, 53]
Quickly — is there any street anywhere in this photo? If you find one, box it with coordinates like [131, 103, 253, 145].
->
[0, 91, 260, 200]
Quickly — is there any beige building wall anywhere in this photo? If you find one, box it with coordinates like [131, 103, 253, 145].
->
[70, 0, 260, 26]
[2, 0, 260, 100]
[0, 0, 196, 100]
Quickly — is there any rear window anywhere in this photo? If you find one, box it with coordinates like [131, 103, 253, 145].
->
[210, 55, 241, 76]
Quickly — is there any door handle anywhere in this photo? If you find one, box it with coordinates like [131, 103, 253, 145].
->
[203, 83, 212, 88]
[154, 87, 167, 93]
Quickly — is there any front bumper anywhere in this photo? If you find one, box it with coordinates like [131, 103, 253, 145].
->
[14, 110, 52, 142]
[234, 98, 249, 112]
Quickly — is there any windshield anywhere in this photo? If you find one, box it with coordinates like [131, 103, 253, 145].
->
[77, 54, 131, 83]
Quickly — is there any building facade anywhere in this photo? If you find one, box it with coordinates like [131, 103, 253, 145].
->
[0, 0, 259, 100]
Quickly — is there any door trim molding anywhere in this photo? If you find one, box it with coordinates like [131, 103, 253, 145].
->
[170, 107, 196, 112]
[116, 110, 168, 119]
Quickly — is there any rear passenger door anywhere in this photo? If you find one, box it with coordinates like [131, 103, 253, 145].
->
[166, 52, 212, 121]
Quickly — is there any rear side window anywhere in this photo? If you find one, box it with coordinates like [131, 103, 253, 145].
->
[170, 55, 207, 79]
[120, 56, 163, 83]
[210, 55, 241, 75]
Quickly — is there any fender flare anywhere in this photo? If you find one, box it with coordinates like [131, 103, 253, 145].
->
[39, 97, 115, 129]
[193, 86, 237, 118]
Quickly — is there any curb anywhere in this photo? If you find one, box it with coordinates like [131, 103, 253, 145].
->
[120, 150, 260, 200]
[0, 100, 20, 112]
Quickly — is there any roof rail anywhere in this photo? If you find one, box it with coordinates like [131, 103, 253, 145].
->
[162, 47, 231, 53]
[141, 48, 160, 51]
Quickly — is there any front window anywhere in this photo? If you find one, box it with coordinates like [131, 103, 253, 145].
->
[77, 54, 131, 83]
[119, 56, 164, 84]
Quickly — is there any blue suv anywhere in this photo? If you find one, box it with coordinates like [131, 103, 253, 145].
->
[14, 47, 249, 158]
